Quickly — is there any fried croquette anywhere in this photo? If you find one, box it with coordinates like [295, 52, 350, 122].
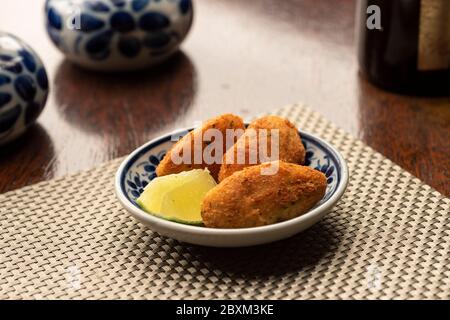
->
[156, 114, 245, 181]
[218, 115, 305, 182]
[201, 161, 327, 228]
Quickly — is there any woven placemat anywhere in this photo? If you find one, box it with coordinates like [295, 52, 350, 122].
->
[0, 104, 448, 300]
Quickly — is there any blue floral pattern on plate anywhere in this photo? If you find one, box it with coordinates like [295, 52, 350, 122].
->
[0, 33, 49, 145]
[45, 0, 194, 70]
[120, 129, 341, 207]
[125, 150, 165, 198]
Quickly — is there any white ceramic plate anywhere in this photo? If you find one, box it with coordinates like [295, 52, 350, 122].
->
[115, 127, 348, 247]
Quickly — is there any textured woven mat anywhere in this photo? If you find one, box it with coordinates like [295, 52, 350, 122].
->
[0, 104, 449, 300]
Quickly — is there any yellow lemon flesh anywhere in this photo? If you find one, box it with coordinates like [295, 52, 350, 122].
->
[137, 169, 217, 225]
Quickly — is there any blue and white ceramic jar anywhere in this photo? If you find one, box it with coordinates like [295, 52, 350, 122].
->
[0, 33, 49, 145]
[45, 0, 194, 71]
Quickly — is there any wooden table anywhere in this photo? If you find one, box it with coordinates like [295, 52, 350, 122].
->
[1, 0, 449, 196]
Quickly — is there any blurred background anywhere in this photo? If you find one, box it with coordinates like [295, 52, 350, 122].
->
[0, 0, 448, 195]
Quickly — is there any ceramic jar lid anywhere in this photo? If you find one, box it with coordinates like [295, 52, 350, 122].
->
[45, 0, 194, 71]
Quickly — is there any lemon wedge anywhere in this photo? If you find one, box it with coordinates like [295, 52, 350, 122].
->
[137, 169, 217, 225]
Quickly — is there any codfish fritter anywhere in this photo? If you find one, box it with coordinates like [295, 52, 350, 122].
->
[218, 116, 305, 182]
[156, 114, 245, 181]
[202, 161, 327, 228]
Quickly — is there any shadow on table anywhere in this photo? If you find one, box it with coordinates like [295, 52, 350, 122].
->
[0, 124, 55, 191]
[52, 51, 198, 137]
[181, 220, 344, 278]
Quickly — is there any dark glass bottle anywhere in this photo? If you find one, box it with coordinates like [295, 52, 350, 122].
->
[357, 0, 450, 95]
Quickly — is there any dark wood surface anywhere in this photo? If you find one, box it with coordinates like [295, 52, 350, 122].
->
[0, 0, 449, 196]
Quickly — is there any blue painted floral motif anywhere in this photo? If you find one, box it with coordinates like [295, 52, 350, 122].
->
[0, 93, 11, 108]
[304, 150, 314, 166]
[110, 0, 126, 8]
[143, 33, 171, 49]
[132, 0, 150, 12]
[37, 68, 49, 90]
[14, 75, 37, 102]
[46, 0, 193, 63]
[18, 50, 37, 72]
[85, 1, 110, 12]
[138, 12, 170, 31]
[302, 140, 337, 190]
[315, 157, 335, 185]
[4, 61, 23, 74]
[126, 150, 166, 200]
[78, 14, 105, 32]
[111, 11, 136, 32]
[302, 141, 313, 166]
[85, 30, 114, 59]
[179, 0, 191, 14]
[47, 7, 63, 30]
[0, 54, 13, 61]
[0, 33, 49, 142]
[118, 36, 142, 57]
[0, 75, 11, 87]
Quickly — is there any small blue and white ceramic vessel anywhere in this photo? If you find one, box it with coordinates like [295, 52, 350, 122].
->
[0, 33, 49, 145]
[45, 0, 194, 71]
[115, 127, 349, 247]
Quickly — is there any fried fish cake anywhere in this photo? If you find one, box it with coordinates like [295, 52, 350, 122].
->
[218, 115, 305, 182]
[156, 114, 245, 181]
[202, 161, 326, 228]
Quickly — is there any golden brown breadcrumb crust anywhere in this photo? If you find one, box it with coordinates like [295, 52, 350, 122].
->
[156, 114, 245, 181]
[218, 116, 305, 182]
[202, 161, 327, 228]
